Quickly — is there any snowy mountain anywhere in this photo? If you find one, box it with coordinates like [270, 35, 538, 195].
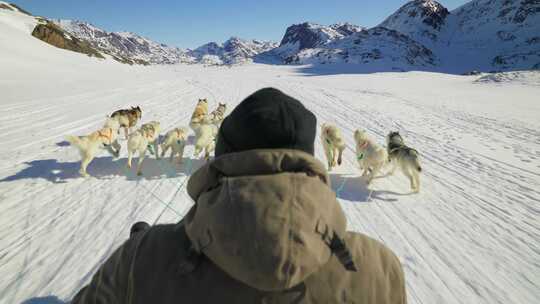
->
[379, 0, 450, 46]
[272, 22, 364, 59]
[54, 20, 196, 65]
[190, 37, 278, 65]
[288, 27, 436, 70]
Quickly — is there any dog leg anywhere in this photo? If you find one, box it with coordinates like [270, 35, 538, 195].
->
[324, 145, 333, 171]
[413, 171, 420, 193]
[337, 148, 343, 166]
[193, 146, 201, 158]
[153, 141, 160, 160]
[127, 150, 133, 168]
[80, 153, 92, 177]
[137, 150, 146, 176]
[124, 127, 129, 140]
[388, 161, 397, 176]
[204, 147, 210, 162]
[160, 144, 168, 159]
[402, 169, 415, 191]
[169, 147, 175, 163]
[111, 140, 121, 158]
[178, 144, 185, 164]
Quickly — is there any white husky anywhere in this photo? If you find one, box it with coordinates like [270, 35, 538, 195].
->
[160, 127, 188, 163]
[127, 121, 161, 176]
[193, 124, 218, 161]
[66, 117, 121, 177]
[321, 123, 345, 171]
[354, 129, 388, 185]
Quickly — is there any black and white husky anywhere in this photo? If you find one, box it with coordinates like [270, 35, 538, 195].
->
[386, 131, 422, 193]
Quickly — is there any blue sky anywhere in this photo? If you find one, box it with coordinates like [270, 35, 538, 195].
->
[11, 0, 470, 49]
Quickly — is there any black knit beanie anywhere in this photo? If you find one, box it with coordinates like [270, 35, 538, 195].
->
[215, 87, 317, 157]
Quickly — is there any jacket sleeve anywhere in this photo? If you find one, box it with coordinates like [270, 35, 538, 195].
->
[71, 233, 142, 304]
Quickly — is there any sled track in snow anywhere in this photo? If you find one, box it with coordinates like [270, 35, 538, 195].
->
[0, 66, 539, 303]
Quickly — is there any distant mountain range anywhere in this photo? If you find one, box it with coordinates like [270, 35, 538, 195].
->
[1, 0, 538, 72]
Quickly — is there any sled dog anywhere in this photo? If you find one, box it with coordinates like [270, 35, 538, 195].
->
[193, 123, 218, 161]
[386, 131, 422, 192]
[189, 99, 209, 131]
[354, 129, 388, 185]
[321, 123, 345, 171]
[160, 127, 188, 163]
[66, 117, 121, 177]
[208, 102, 227, 126]
[110, 106, 142, 139]
[127, 121, 161, 176]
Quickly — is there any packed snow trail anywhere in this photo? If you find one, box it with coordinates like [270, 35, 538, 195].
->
[0, 64, 539, 304]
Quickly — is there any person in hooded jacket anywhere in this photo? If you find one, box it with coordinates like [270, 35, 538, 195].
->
[71, 88, 407, 304]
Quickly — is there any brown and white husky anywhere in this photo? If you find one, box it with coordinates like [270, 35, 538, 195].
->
[110, 106, 142, 139]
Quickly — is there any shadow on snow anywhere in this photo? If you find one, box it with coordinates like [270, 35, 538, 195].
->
[330, 173, 414, 202]
[0, 156, 206, 184]
[21, 296, 65, 304]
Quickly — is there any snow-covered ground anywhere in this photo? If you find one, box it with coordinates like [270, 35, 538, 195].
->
[1, 7, 540, 304]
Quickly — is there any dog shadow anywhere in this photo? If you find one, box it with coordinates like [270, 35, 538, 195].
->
[21, 296, 65, 304]
[129, 156, 206, 181]
[330, 174, 411, 203]
[55, 141, 70, 147]
[0, 156, 206, 184]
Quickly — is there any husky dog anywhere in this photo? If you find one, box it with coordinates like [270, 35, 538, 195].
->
[110, 106, 142, 139]
[189, 99, 209, 131]
[193, 124, 218, 161]
[127, 121, 161, 176]
[320, 123, 345, 171]
[66, 117, 121, 177]
[208, 102, 227, 126]
[160, 127, 188, 163]
[386, 131, 422, 192]
[354, 129, 388, 185]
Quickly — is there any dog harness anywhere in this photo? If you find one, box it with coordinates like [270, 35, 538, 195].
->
[97, 128, 114, 145]
[356, 141, 369, 160]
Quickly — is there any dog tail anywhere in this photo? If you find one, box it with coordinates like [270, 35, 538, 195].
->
[66, 135, 82, 147]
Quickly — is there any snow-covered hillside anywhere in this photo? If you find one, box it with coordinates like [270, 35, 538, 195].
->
[287, 27, 436, 70]
[54, 19, 196, 65]
[378, 0, 540, 72]
[1, 4, 540, 303]
[272, 0, 539, 72]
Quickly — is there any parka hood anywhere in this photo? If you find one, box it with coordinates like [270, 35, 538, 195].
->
[185, 149, 349, 291]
